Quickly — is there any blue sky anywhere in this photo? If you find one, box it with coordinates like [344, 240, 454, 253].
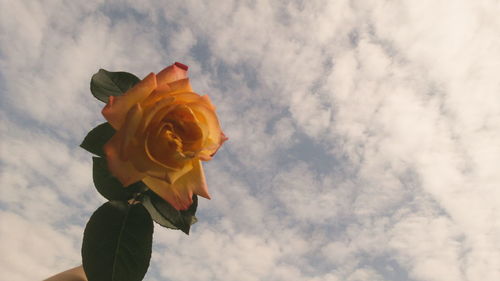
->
[1, 1, 500, 280]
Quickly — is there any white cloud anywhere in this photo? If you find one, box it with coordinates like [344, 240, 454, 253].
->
[389, 213, 465, 281]
[152, 223, 281, 281]
[1, 0, 500, 280]
[0, 211, 82, 281]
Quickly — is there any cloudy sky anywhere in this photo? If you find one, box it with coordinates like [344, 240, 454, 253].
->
[1, 0, 500, 280]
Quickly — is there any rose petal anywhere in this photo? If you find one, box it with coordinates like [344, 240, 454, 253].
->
[142, 159, 210, 210]
[172, 92, 203, 104]
[206, 131, 228, 158]
[156, 62, 188, 86]
[104, 131, 146, 187]
[109, 102, 172, 178]
[147, 91, 205, 109]
[164, 159, 193, 184]
[140, 84, 172, 108]
[141, 98, 175, 134]
[187, 159, 211, 199]
[198, 153, 212, 161]
[200, 94, 216, 110]
[178, 121, 204, 153]
[197, 131, 227, 160]
[143, 175, 193, 210]
[189, 102, 224, 154]
[130, 138, 188, 183]
[102, 72, 157, 129]
[146, 123, 184, 169]
[140, 83, 192, 110]
[163, 105, 204, 153]
[167, 78, 193, 93]
[135, 103, 202, 172]
[129, 140, 166, 174]
[119, 103, 143, 161]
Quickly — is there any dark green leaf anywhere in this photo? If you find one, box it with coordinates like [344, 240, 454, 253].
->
[82, 201, 153, 281]
[80, 122, 115, 157]
[92, 157, 148, 201]
[90, 69, 140, 103]
[140, 193, 178, 229]
[140, 191, 198, 235]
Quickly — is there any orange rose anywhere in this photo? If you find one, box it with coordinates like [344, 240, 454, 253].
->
[102, 62, 227, 210]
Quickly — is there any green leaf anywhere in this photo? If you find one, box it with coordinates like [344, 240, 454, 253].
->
[90, 69, 140, 103]
[140, 191, 198, 235]
[80, 122, 115, 157]
[82, 201, 153, 281]
[140, 193, 177, 229]
[92, 157, 148, 201]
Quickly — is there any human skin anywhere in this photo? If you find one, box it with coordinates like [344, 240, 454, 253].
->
[43, 265, 87, 281]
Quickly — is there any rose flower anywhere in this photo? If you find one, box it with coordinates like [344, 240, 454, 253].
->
[102, 62, 226, 210]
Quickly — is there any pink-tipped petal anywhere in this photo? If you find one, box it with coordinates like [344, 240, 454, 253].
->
[221, 131, 228, 142]
[102, 72, 157, 129]
[174, 62, 189, 71]
[156, 63, 188, 86]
